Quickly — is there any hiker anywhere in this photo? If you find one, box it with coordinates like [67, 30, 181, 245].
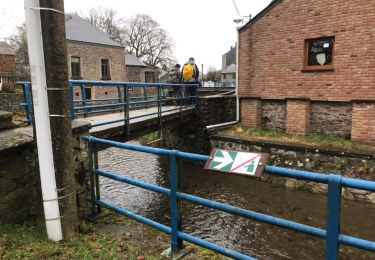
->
[181, 57, 200, 104]
[167, 63, 181, 84]
[167, 64, 182, 105]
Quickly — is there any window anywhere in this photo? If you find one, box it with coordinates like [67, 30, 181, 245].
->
[101, 59, 111, 80]
[304, 36, 334, 71]
[84, 87, 92, 100]
[71, 56, 81, 79]
[145, 71, 155, 83]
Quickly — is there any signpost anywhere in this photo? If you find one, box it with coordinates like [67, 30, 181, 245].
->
[204, 148, 268, 177]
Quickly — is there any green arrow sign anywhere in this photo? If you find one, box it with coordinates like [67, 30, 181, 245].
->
[205, 148, 268, 177]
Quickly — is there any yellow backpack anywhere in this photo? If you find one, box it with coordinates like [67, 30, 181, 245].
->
[182, 64, 194, 81]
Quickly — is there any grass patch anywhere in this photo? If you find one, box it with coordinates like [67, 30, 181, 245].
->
[0, 222, 160, 260]
[222, 124, 374, 152]
[142, 131, 161, 144]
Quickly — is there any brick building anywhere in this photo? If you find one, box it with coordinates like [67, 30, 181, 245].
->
[0, 41, 16, 84]
[66, 16, 126, 101]
[238, 0, 375, 145]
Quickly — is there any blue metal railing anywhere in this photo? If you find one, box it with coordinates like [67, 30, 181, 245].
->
[17, 80, 199, 133]
[82, 136, 375, 260]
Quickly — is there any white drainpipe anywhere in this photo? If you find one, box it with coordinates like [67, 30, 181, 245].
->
[24, 0, 63, 241]
[206, 27, 240, 130]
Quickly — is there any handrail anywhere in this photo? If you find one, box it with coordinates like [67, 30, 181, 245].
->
[17, 80, 200, 133]
[82, 135, 375, 259]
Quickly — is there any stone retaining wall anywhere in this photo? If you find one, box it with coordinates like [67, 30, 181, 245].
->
[210, 135, 375, 203]
[0, 120, 90, 225]
[162, 95, 236, 154]
[0, 93, 23, 113]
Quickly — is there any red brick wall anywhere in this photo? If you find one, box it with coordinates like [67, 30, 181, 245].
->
[238, 0, 375, 101]
[351, 102, 375, 145]
[286, 99, 310, 135]
[238, 0, 375, 144]
[0, 55, 16, 73]
[241, 98, 261, 128]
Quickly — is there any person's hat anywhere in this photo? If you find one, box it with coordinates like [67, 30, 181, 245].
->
[189, 57, 195, 62]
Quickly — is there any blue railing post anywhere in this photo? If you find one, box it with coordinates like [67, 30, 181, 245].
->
[325, 174, 342, 260]
[169, 150, 183, 253]
[93, 142, 102, 213]
[69, 82, 75, 119]
[125, 85, 130, 136]
[158, 85, 162, 127]
[23, 83, 33, 125]
[88, 139, 97, 216]
[80, 84, 88, 118]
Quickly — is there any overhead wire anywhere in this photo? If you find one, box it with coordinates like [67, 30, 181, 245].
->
[231, 0, 242, 18]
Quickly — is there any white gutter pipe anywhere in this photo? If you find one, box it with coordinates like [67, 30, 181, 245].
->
[24, 0, 63, 241]
[206, 26, 240, 130]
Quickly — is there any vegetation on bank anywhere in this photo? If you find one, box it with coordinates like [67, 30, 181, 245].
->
[221, 124, 375, 153]
[0, 222, 159, 260]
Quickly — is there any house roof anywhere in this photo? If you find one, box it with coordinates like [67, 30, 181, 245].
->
[65, 16, 123, 48]
[125, 54, 147, 67]
[221, 63, 236, 74]
[0, 41, 15, 55]
[239, 0, 283, 33]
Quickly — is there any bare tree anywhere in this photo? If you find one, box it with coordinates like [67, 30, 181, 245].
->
[124, 14, 175, 69]
[80, 7, 125, 45]
[9, 23, 30, 80]
[206, 66, 221, 82]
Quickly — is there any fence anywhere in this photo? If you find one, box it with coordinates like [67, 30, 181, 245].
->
[17, 80, 199, 133]
[83, 136, 375, 260]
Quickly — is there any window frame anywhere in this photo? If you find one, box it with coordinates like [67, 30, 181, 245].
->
[101, 59, 111, 80]
[303, 36, 335, 72]
[71, 56, 82, 79]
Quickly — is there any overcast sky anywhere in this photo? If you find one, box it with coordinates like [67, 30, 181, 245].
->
[0, 0, 271, 72]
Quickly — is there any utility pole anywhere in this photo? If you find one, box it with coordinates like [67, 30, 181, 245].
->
[38, 0, 77, 239]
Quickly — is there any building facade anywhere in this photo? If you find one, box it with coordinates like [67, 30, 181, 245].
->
[66, 16, 126, 101]
[0, 41, 16, 85]
[238, 0, 375, 145]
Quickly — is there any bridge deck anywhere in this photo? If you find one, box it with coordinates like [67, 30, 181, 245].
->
[84, 105, 194, 137]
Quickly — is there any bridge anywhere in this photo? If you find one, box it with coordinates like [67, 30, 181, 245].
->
[12, 80, 375, 259]
[18, 80, 202, 139]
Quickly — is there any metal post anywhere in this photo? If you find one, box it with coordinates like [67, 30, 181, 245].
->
[24, 83, 33, 124]
[125, 85, 130, 136]
[169, 150, 183, 253]
[81, 84, 88, 117]
[158, 85, 162, 127]
[93, 142, 101, 213]
[88, 140, 96, 216]
[143, 85, 148, 108]
[69, 82, 75, 119]
[325, 174, 342, 260]
[117, 85, 122, 112]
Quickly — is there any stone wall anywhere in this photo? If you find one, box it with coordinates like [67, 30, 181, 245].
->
[0, 120, 90, 225]
[126, 65, 145, 82]
[261, 99, 286, 131]
[0, 93, 24, 113]
[210, 135, 375, 203]
[0, 138, 39, 224]
[310, 101, 352, 137]
[162, 95, 236, 154]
